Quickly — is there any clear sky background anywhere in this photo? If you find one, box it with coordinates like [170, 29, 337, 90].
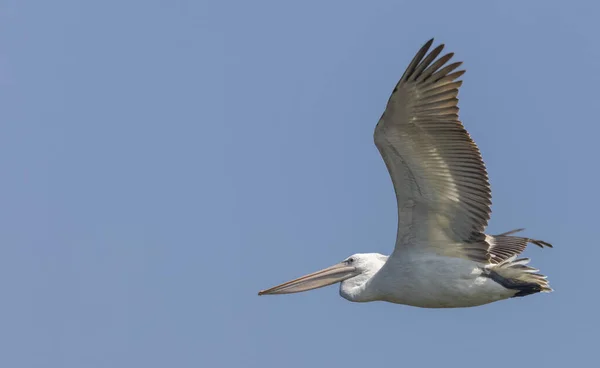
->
[1, 1, 598, 367]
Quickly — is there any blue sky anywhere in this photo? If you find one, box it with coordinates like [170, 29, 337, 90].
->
[1, 0, 598, 367]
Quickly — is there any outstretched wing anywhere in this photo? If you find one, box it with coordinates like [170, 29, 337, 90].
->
[374, 39, 492, 262]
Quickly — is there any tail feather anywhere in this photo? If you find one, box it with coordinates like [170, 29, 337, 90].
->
[486, 255, 552, 297]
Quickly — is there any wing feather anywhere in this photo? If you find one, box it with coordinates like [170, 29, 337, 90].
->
[375, 39, 492, 260]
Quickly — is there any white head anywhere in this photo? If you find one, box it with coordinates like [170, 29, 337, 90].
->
[258, 253, 388, 302]
[338, 253, 388, 302]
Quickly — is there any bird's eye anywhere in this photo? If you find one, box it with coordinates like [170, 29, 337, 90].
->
[347, 257, 355, 264]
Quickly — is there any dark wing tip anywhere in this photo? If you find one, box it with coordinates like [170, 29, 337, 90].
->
[399, 39, 438, 84]
[530, 239, 553, 248]
[495, 228, 526, 236]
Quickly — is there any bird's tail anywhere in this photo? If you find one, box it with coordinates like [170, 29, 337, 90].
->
[486, 256, 553, 297]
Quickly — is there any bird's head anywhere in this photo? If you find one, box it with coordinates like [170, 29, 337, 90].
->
[258, 253, 387, 296]
[340, 253, 388, 275]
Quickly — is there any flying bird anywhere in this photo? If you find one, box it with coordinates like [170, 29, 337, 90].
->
[258, 39, 552, 308]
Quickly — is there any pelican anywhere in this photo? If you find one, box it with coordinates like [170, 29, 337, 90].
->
[258, 39, 553, 308]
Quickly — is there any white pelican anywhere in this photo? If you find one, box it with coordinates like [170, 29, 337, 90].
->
[258, 39, 552, 308]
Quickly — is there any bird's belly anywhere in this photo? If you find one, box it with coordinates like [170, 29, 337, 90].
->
[372, 254, 514, 308]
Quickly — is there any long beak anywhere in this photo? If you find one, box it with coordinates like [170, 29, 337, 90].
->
[258, 262, 358, 295]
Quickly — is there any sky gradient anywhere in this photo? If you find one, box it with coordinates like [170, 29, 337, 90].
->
[1, 1, 598, 367]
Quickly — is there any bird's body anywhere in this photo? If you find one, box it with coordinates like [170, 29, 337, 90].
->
[259, 39, 553, 309]
[340, 252, 514, 308]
